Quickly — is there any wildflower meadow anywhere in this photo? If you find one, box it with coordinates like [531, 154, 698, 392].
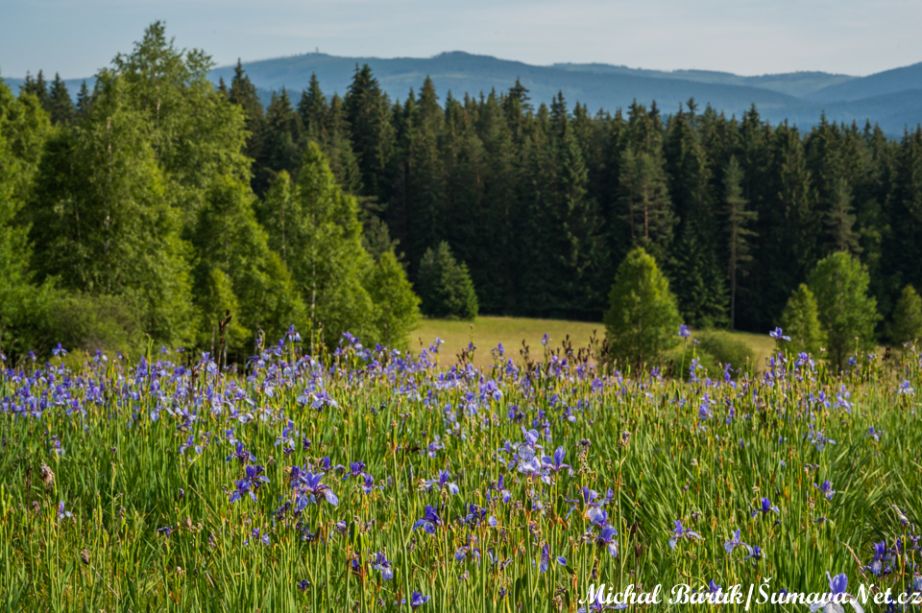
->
[1, 329, 921, 611]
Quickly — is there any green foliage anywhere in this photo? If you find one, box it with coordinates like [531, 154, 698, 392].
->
[192, 175, 306, 359]
[365, 250, 420, 350]
[887, 284, 922, 346]
[261, 144, 377, 347]
[29, 76, 195, 347]
[807, 251, 879, 369]
[780, 283, 825, 355]
[603, 246, 681, 368]
[696, 329, 756, 374]
[416, 242, 479, 320]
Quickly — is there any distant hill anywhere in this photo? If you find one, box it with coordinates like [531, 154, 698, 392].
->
[8, 51, 922, 134]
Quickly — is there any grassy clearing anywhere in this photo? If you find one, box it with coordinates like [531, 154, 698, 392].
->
[1, 339, 920, 611]
[413, 316, 776, 369]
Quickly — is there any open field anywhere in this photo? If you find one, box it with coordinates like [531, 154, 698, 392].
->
[2, 335, 920, 610]
[413, 316, 777, 369]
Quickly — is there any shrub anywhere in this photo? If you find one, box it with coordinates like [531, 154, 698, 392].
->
[807, 251, 879, 370]
[780, 283, 825, 356]
[603, 246, 681, 369]
[365, 250, 421, 350]
[416, 242, 478, 320]
[696, 330, 755, 375]
[888, 284, 922, 346]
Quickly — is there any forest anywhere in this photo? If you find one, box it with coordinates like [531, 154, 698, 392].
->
[2, 22, 922, 360]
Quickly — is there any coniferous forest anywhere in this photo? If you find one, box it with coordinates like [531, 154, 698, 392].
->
[3, 22, 922, 359]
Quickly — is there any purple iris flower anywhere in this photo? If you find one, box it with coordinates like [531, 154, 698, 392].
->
[542, 447, 571, 474]
[290, 468, 339, 507]
[724, 529, 747, 554]
[744, 545, 762, 561]
[371, 551, 393, 581]
[770, 327, 791, 341]
[828, 572, 848, 595]
[668, 520, 702, 549]
[423, 470, 459, 495]
[410, 592, 430, 608]
[539, 544, 550, 573]
[413, 505, 442, 534]
[752, 497, 780, 517]
[815, 480, 835, 501]
[596, 525, 619, 557]
[708, 580, 722, 594]
[230, 464, 269, 502]
[679, 324, 691, 338]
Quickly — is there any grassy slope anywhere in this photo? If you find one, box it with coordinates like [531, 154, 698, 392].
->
[413, 316, 776, 369]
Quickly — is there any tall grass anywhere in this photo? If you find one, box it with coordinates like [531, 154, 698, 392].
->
[0, 337, 920, 611]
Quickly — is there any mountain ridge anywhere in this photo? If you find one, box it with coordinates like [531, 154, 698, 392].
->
[7, 50, 922, 134]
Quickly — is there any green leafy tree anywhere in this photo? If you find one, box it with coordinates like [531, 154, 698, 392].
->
[365, 250, 420, 349]
[416, 242, 478, 320]
[779, 283, 825, 355]
[261, 143, 377, 348]
[888, 285, 922, 346]
[603, 247, 681, 368]
[29, 75, 195, 346]
[192, 175, 306, 358]
[807, 251, 879, 369]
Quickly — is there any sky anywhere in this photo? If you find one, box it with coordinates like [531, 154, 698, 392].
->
[2, 0, 921, 79]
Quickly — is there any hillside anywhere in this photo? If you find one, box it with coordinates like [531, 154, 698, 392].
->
[8, 51, 922, 133]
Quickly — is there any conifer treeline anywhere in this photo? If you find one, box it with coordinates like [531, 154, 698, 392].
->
[221, 61, 920, 332]
[7, 23, 922, 355]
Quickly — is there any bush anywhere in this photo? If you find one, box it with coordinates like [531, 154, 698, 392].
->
[416, 242, 478, 320]
[807, 251, 879, 370]
[888, 284, 922, 347]
[780, 283, 825, 356]
[603, 246, 681, 369]
[365, 250, 421, 350]
[696, 330, 755, 375]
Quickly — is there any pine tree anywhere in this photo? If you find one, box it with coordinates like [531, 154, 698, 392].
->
[254, 90, 303, 195]
[416, 242, 478, 320]
[227, 59, 265, 169]
[807, 251, 879, 369]
[825, 176, 860, 255]
[723, 155, 756, 328]
[617, 147, 674, 261]
[888, 285, 922, 346]
[47, 74, 74, 124]
[779, 283, 825, 355]
[344, 65, 394, 202]
[603, 247, 681, 368]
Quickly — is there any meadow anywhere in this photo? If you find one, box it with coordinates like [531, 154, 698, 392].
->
[1, 329, 920, 611]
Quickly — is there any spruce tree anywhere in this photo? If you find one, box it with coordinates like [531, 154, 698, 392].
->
[416, 242, 478, 320]
[807, 251, 879, 369]
[888, 285, 922, 346]
[779, 283, 825, 355]
[47, 74, 74, 125]
[617, 147, 674, 262]
[603, 247, 681, 368]
[724, 156, 756, 329]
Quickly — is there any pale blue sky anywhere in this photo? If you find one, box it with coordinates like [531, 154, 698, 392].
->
[2, 0, 920, 78]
